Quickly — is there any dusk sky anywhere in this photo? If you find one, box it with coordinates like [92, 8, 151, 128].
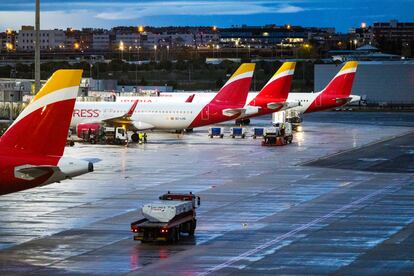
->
[0, 0, 413, 32]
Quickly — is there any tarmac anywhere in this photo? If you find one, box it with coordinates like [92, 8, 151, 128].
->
[0, 111, 414, 275]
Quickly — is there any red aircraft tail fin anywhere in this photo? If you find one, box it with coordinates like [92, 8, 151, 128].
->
[249, 62, 296, 106]
[210, 63, 255, 107]
[0, 69, 83, 157]
[320, 61, 358, 98]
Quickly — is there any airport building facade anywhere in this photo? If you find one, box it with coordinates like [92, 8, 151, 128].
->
[16, 26, 65, 51]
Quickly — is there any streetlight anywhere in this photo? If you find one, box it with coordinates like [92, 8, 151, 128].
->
[166, 45, 170, 60]
[35, 0, 40, 94]
[248, 44, 251, 59]
[119, 40, 124, 60]
[154, 44, 157, 61]
[10, 93, 14, 121]
[235, 39, 239, 58]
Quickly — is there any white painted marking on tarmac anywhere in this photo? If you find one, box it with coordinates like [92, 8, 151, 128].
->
[198, 184, 396, 276]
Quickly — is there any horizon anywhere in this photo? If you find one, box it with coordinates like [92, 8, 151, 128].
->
[0, 0, 413, 32]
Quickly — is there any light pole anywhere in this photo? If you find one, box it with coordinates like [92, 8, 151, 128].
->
[9, 93, 14, 121]
[154, 44, 157, 61]
[235, 39, 239, 58]
[34, 0, 40, 94]
[119, 40, 124, 60]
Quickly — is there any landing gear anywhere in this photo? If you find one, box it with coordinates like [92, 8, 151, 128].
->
[185, 128, 194, 133]
[235, 118, 250, 126]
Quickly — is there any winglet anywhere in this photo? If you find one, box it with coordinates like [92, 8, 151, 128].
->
[185, 94, 195, 103]
[126, 100, 139, 117]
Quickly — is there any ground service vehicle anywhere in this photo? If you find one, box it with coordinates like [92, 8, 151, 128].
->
[252, 127, 265, 139]
[230, 127, 247, 138]
[209, 127, 224, 138]
[77, 123, 128, 145]
[131, 192, 201, 243]
[262, 123, 293, 146]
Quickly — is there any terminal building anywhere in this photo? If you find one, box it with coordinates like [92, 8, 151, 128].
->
[315, 61, 414, 106]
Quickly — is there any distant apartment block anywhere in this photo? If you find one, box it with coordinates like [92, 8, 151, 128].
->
[0, 22, 412, 57]
[93, 33, 111, 50]
[16, 26, 65, 51]
[373, 20, 414, 42]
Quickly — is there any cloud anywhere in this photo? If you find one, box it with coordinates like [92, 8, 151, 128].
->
[0, 1, 318, 30]
[0, 10, 104, 30]
[94, 1, 306, 20]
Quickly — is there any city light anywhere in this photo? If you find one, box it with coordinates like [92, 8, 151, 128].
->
[74, 42, 80, 49]
[286, 24, 291, 30]
[6, 43, 14, 50]
[303, 43, 310, 49]
[6, 28, 13, 34]
[119, 41, 124, 51]
[212, 26, 217, 31]
[138, 26, 144, 33]
[361, 22, 367, 29]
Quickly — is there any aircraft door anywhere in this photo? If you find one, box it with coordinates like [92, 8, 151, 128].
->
[315, 94, 322, 107]
[201, 105, 209, 120]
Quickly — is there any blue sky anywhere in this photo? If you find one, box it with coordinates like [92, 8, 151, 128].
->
[0, 0, 413, 32]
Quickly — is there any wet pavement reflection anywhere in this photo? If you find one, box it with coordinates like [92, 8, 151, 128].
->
[0, 113, 414, 275]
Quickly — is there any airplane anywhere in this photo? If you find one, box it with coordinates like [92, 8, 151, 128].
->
[71, 63, 256, 136]
[0, 69, 93, 195]
[116, 61, 359, 122]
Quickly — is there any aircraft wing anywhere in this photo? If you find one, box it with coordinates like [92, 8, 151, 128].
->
[102, 100, 139, 125]
[222, 108, 246, 117]
[14, 165, 60, 181]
